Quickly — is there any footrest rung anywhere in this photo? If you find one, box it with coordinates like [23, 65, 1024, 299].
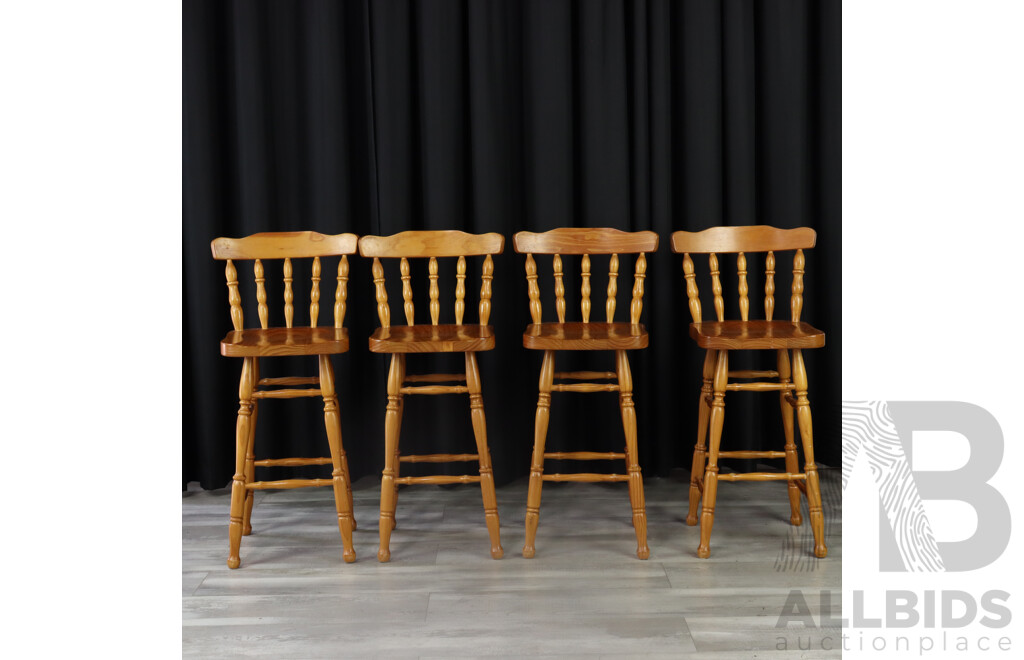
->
[254, 457, 332, 467]
[399, 453, 479, 463]
[717, 451, 787, 459]
[554, 371, 617, 381]
[253, 388, 322, 399]
[258, 376, 320, 386]
[717, 472, 805, 482]
[400, 385, 470, 395]
[728, 370, 780, 379]
[551, 383, 620, 393]
[544, 451, 626, 461]
[542, 473, 629, 483]
[394, 475, 481, 485]
[404, 373, 467, 383]
[246, 478, 333, 490]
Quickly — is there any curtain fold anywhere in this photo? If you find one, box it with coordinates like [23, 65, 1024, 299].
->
[184, 0, 841, 489]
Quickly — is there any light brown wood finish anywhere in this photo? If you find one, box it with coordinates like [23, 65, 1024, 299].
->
[514, 228, 657, 560]
[211, 231, 358, 568]
[513, 228, 658, 255]
[358, 230, 504, 258]
[358, 231, 504, 561]
[672, 225, 827, 560]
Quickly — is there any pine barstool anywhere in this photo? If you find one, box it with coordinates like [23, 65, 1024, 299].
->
[210, 231, 358, 568]
[513, 228, 658, 560]
[671, 226, 827, 559]
[358, 231, 504, 562]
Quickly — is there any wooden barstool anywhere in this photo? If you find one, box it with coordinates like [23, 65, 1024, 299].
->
[210, 231, 358, 568]
[671, 226, 827, 559]
[358, 231, 504, 562]
[513, 228, 659, 560]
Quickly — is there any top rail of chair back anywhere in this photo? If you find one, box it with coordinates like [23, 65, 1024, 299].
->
[211, 231, 359, 260]
[670, 226, 815, 254]
[513, 228, 659, 255]
[357, 230, 504, 258]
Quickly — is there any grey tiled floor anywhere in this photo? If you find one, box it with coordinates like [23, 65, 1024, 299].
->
[183, 470, 841, 658]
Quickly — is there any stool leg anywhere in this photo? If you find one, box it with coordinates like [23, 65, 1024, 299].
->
[242, 359, 259, 536]
[617, 350, 649, 560]
[687, 349, 716, 526]
[228, 357, 255, 569]
[466, 352, 503, 559]
[319, 355, 356, 563]
[778, 349, 803, 526]
[698, 350, 729, 559]
[792, 349, 827, 558]
[390, 355, 405, 531]
[378, 354, 403, 562]
[523, 350, 555, 558]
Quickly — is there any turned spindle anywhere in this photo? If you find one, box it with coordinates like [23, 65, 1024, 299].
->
[429, 257, 439, 325]
[401, 257, 414, 325]
[765, 250, 775, 321]
[455, 255, 466, 325]
[709, 253, 724, 322]
[737, 252, 748, 322]
[526, 254, 542, 324]
[334, 255, 348, 328]
[283, 257, 294, 328]
[791, 249, 804, 322]
[606, 253, 618, 322]
[553, 254, 566, 323]
[372, 257, 390, 329]
[630, 253, 647, 324]
[480, 255, 493, 325]
[310, 256, 321, 328]
[254, 259, 268, 329]
[226, 259, 244, 331]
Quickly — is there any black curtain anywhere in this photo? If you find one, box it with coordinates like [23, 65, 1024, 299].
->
[184, 0, 841, 490]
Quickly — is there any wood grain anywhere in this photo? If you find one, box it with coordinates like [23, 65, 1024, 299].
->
[513, 228, 659, 255]
[523, 322, 648, 351]
[211, 231, 358, 260]
[358, 230, 504, 258]
[689, 320, 824, 350]
[368, 324, 495, 354]
[220, 327, 349, 357]
[669, 226, 815, 254]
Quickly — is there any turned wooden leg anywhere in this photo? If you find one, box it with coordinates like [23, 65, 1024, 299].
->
[698, 350, 728, 559]
[687, 349, 716, 526]
[792, 349, 827, 558]
[466, 352, 503, 559]
[319, 355, 356, 563]
[228, 357, 255, 569]
[523, 350, 555, 558]
[242, 358, 259, 536]
[378, 354, 403, 562]
[617, 350, 649, 559]
[778, 349, 803, 526]
[390, 355, 405, 531]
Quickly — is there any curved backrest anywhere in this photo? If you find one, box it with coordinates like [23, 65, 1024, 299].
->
[357, 231, 505, 328]
[670, 225, 816, 323]
[512, 228, 659, 325]
[209, 231, 359, 331]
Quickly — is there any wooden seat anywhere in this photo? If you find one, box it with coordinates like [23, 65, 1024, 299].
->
[523, 322, 648, 351]
[513, 228, 659, 560]
[671, 225, 828, 559]
[221, 327, 350, 357]
[358, 230, 505, 562]
[210, 231, 358, 568]
[368, 324, 495, 353]
[690, 320, 824, 350]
